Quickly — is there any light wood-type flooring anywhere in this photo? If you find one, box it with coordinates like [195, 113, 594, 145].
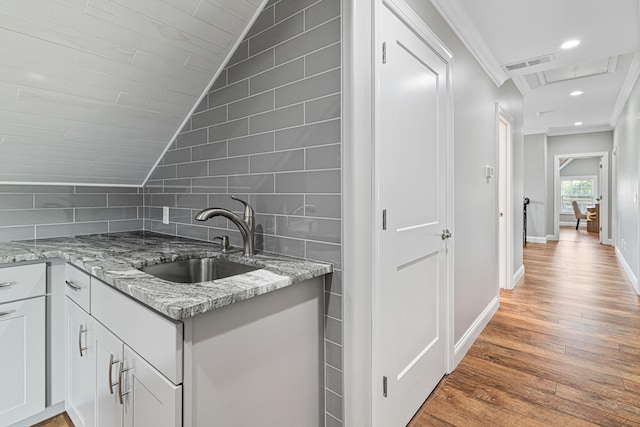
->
[410, 226, 640, 426]
[32, 412, 73, 427]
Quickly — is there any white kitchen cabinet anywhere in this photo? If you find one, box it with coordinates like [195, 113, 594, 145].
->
[63, 262, 322, 427]
[65, 263, 182, 427]
[0, 297, 45, 427]
[65, 299, 95, 427]
[0, 263, 46, 427]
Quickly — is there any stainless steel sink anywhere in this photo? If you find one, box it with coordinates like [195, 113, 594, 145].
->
[139, 258, 259, 283]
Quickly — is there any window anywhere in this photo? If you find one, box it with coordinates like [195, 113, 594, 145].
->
[561, 176, 597, 214]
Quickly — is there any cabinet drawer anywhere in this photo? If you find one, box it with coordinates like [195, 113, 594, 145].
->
[0, 263, 46, 304]
[91, 278, 183, 384]
[65, 264, 91, 313]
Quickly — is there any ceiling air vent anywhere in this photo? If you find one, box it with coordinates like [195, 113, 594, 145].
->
[505, 61, 528, 71]
[503, 54, 555, 73]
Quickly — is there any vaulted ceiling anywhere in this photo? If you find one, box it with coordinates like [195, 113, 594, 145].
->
[0, 0, 265, 186]
[433, 0, 640, 136]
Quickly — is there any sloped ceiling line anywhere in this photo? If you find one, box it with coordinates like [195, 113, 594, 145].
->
[142, 0, 270, 187]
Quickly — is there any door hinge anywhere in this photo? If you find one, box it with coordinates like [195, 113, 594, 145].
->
[382, 209, 387, 230]
[383, 376, 388, 397]
[382, 42, 387, 64]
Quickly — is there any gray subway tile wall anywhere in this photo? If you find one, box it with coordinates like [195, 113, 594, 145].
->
[143, 0, 343, 424]
[0, 185, 143, 241]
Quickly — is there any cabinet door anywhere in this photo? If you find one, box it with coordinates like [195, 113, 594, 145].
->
[0, 297, 45, 427]
[65, 299, 95, 427]
[122, 347, 182, 427]
[94, 321, 124, 427]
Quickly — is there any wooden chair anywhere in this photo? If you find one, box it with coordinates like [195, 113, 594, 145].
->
[571, 201, 587, 230]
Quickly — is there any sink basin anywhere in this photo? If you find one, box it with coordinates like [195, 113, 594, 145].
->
[139, 258, 259, 283]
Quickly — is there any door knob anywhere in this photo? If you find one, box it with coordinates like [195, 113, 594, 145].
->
[441, 229, 452, 240]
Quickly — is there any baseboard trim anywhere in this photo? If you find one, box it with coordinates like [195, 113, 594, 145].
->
[615, 246, 639, 294]
[453, 295, 499, 369]
[526, 236, 548, 244]
[10, 402, 65, 427]
[546, 234, 557, 241]
[512, 264, 525, 288]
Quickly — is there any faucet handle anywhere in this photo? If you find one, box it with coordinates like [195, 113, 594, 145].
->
[230, 195, 254, 219]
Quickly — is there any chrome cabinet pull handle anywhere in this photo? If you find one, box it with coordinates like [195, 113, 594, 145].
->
[78, 325, 88, 357]
[0, 282, 16, 288]
[65, 280, 81, 292]
[109, 354, 120, 395]
[118, 362, 131, 405]
[0, 310, 16, 317]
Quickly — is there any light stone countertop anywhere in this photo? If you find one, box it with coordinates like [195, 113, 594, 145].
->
[0, 231, 332, 320]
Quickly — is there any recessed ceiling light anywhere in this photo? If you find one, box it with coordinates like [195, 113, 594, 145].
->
[570, 90, 584, 97]
[574, 121, 583, 126]
[561, 40, 581, 49]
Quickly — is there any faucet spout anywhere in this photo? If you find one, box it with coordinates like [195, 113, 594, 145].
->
[195, 201, 255, 256]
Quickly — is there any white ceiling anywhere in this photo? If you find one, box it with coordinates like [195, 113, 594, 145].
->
[432, 0, 640, 136]
[0, 0, 264, 186]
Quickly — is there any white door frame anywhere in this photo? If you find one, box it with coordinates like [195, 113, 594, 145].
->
[342, 0, 375, 424]
[371, 1, 454, 424]
[497, 105, 514, 290]
[553, 151, 610, 243]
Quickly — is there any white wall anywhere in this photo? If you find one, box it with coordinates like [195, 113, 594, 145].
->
[401, 0, 524, 348]
[523, 134, 547, 238]
[545, 132, 613, 238]
[614, 76, 640, 282]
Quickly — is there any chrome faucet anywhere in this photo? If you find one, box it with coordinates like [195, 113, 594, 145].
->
[195, 196, 255, 256]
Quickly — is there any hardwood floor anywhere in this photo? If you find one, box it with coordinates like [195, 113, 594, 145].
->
[33, 413, 73, 427]
[410, 227, 640, 426]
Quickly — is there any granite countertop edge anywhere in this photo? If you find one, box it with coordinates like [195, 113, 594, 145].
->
[0, 231, 333, 320]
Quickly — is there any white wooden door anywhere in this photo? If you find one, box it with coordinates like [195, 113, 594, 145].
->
[94, 321, 124, 427]
[498, 113, 512, 290]
[378, 4, 450, 426]
[123, 346, 182, 427]
[0, 297, 45, 427]
[66, 299, 96, 427]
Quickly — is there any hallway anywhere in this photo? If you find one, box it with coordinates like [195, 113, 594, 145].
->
[410, 230, 640, 426]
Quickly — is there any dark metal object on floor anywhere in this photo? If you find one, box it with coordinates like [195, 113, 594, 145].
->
[523, 197, 530, 247]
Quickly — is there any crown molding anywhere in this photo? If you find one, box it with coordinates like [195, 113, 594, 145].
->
[609, 51, 640, 128]
[545, 124, 613, 137]
[430, 0, 507, 88]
